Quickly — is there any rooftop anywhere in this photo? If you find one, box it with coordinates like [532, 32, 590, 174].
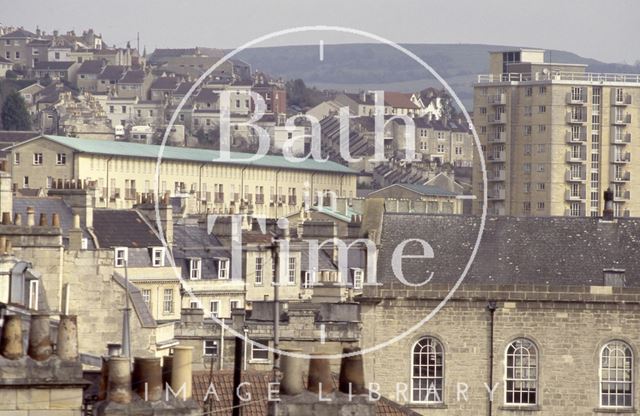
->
[14, 135, 357, 175]
[477, 71, 640, 85]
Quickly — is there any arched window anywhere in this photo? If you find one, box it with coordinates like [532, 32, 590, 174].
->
[505, 338, 538, 405]
[411, 337, 444, 403]
[600, 341, 633, 408]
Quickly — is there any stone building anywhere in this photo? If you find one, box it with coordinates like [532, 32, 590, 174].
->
[7, 135, 358, 216]
[358, 210, 640, 415]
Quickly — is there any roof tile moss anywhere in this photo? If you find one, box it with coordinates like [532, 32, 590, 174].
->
[38, 135, 356, 175]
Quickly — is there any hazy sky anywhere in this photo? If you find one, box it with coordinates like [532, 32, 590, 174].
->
[1, 0, 638, 64]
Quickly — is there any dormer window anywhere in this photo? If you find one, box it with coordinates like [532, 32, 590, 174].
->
[189, 258, 202, 280]
[151, 247, 165, 267]
[217, 259, 229, 279]
[352, 268, 364, 290]
[114, 247, 128, 267]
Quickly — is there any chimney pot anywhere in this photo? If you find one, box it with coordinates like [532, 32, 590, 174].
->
[51, 213, 61, 227]
[339, 347, 366, 395]
[56, 315, 79, 360]
[133, 357, 163, 401]
[5, 240, 12, 255]
[171, 346, 193, 399]
[280, 349, 305, 395]
[13, 213, 21, 225]
[307, 353, 334, 395]
[0, 315, 24, 359]
[39, 213, 47, 226]
[162, 354, 173, 388]
[108, 356, 132, 404]
[1, 212, 10, 225]
[28, 314, 53, 361]
[26, 207, 35, 226]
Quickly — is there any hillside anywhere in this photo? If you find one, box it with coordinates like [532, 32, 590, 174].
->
[235, 43, 640, 109]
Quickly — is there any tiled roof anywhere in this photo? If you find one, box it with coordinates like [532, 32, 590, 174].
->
[14, 135, 357, 175]
[34, 61, 74, 70]
[120, 69, 146, 84]
[377, 214, 640, 287]
[77, 60, 104, 75]
[192, 370, 420, 415]
[92, 209, 162, 248]
[383, 92, 419, 109]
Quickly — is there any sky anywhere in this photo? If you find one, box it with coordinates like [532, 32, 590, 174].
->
[1, 0, 638, 64]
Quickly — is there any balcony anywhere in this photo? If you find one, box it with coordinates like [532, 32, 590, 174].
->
[612, 113, 632, 125]
[612, 93, 632, 106]
[565, 130, 587, 143]
[255, 194, 265, 205]
[611, 151, 631, 164]
[612, 171, 631, 183]
[487, 151, 506, 163]
[488, 170, 506, 181]
[612, 132, 632, 144]
[565, 189, 586, 201]
[565, 170, 586, 182]
[124, 188, 137, 200]
[487, 94, 506, 105]
[565, 150, 586, 163]
[566, 92, 587, 105]
[487, 131, 507, 143]
[488, 189, 506, 200]
[488, 113, 507, 124]
[566, 111, 587, 124]
[613, 190, 631, 201]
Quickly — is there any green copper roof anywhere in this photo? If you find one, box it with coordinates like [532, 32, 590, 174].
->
[35, 135, 357, 175]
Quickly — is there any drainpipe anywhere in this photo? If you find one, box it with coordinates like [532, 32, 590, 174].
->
[487, 301, 497, 416]
[219, 323, 225, 370]
[105, 156, 113, 208]
[198, 163, 205, 214]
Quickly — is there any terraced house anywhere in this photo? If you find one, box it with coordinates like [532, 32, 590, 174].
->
[6, 135, 358, 217]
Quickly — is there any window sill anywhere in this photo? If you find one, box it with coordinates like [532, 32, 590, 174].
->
[594, 408, 636, 414]
[499, 405, 540, 412]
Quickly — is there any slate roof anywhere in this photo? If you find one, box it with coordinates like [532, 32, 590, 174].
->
[150, 76, 179, 90]
[193, 88, 219, 103]
[0, 29, 36, 39]
[34, 61, 74, 70]
[11, 135, 357, 175]
[192, 370, 420, 416]
[77, 60, 104, 75]
[376, 214, 640, 287]
[172, 223, 231, 279]
[369, 183, 458, 198]
[97, 65, 126, 80]
[120, 69, 146, 84]
[92, 209, 162, 248]
[0, 56, 11, 64]
[174, 81, 195, 95]
[13, 197, 94, 249]
[112, 272, 156, 328]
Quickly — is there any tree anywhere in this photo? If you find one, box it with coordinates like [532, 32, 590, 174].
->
[1, 91, 31, 131]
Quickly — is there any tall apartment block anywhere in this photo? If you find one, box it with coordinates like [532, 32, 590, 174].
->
[472, 49, 639, 217]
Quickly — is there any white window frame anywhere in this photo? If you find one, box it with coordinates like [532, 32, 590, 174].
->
[33, 152, 43, 165]
[217, 259, 229, 279]
[210, 300, 219, 318]
[56, 153, 66, 165]
[203, 340, 218, 356]
[504, 338, 538, 406]
[352, 268, 364, 290]
[288, 257, 296, 284]
[13, 152, 20, 165]
[411, 337, 444, 404]
[152, 247, 164, 267]
[251, 340, 270, 362]
[600, 341, 633, 409]
[114, 247, 128, 267]
[162, 289, 173, 314]
[302, 271, 314, 289]
[255, 257, 263, 285]
[142, 289, 151, 308]
[189, 258, 202, 280]
[28, 280, 39, 310]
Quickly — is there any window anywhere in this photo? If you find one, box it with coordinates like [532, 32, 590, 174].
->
[523, 106, 532, 117]
[523, 125, 532, 136]
[217, 259, 229, 279]
[152, 247, 164, 267]
[437, 144, 445, 153]
[230, 300, 240, 310]
[190, 300, 199, 309]
[352, 268, 364, 290]
[600, 341, 633, 408]
[23, 176, 29, 188]
[523, 144, 531, 155]
[142, 289, 151, 308]
[538, 105, 546, 113]
[505, 338, 538, 405]
[302, 271, 314, 289]
[251, 340, 269, 361]
[56, 153, 66, 165]
[288, 257, 296, 284]
[210, 300, 219, 317]
[33, 153, 43, 165]
[537, 144, 545, 153]
[538, 86, 546, 95]
[204, 340, 218, 356]
[537, 202, 545, 210]
[163, 289, 173, 314]
[255, 257, 263, 284]
[13, 152, 20, 165]
[190, 258, 202, 280]
[28, 280, 39, 310]
[412, 337, 444, 404]
[114, 247, 128, 267]
[536, 183, 545, 191]
[525, 87, 533, 97]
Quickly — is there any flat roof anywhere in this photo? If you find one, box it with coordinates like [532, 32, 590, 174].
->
[10, 135, 357, 175]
